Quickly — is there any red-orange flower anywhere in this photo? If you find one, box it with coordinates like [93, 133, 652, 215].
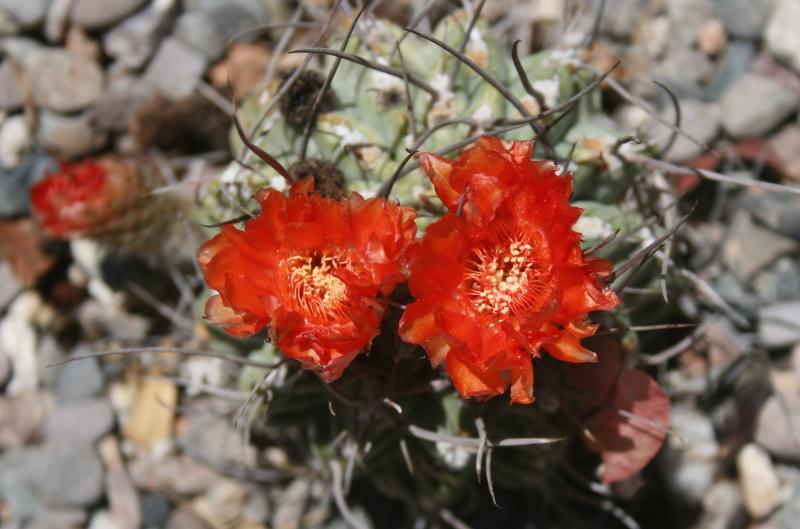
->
[399, 136, 619, 404]
[197, 178, 416, 381]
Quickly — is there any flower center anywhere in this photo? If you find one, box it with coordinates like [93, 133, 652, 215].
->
[282, 251, 352, 323]
[463, 228, 552, 320]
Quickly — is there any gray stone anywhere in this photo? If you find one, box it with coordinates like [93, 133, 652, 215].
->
[36, 333, 64, 386]
[0, 153, 55, 217]
[27, 49, 103, 112]
[272, 479, 311, 529]
[143, 37, 206, 99]
[758, 301, 800, 348]
[647, 99, 720, 163]
[723, 212, 796, 282]
[771, 482, 800, 529]
[44, 0, 73, 42]
[0, 0, 49, 29]
[26, 509, 87, 529]
[27, 442, 104, 507]
[102, 0, 178, 71]
[770, 123, 800, 182]
[37, 110, 108, 159]
[754, 258, 800, 303]
[0, 261, 21, 309]
[706, 40, 757, 99]
[70, 0, 148, 30]
[654, 48, 715, 99]
[0, 36, 42, 65]
[667, 0, 714, 47]
[43, 399, 114, 443]
[0, 114, 32, 168]
[0, 60, 22, 110]
[0, 7, 19, 35]
[692, 481, 744, 529]
[765, 0, 800, 74]
[141, 494, 171, 528]
[598, 0, 645, 39]
[173, 11, 225, 62]
[54, 348, 104, 401]
[0, 454, 40, 520]
[748, 191, 800, 240]
[720, 73, 800, 138]
[715, 0, 772, 39]
[661, 405, 720, 503]
[165, 508, 213, 529]
[756, 392, 800, 462]
[88, 75, 153, 133]
[128, 454, 220, 496]
[77, 300, 150, 342]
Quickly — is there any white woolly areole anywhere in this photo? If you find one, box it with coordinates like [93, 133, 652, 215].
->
[574, 215, 615, 240]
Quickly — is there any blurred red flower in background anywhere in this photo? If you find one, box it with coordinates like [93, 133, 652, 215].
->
[399, 137, 619, 404]
[198, 177, 416, 381]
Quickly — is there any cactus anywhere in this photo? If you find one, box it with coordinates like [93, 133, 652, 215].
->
[191, 7, 685, 528]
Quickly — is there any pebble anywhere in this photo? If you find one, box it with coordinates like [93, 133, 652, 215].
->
[0, 260, 21, 309]
[128, 454, 221, 496]
[180, 400, 256, 466]
[754, 257, 800, 303]
[0, 114, 33, 168]
[272, 479, 311, 529]
[66, 26, 102, 61]
[747, 190, 800, 240]
[0, 391, 53, 450]
[103, 0, 179, 71]
[54, 346, 105, 402]
[165, 508, 213, 529]
[98, 436, 141, 529]
[44, 0, 74, 42]
[37, 110, 108, 159]
[26, 509, 88, 529]
[0, 451, 41, 520]
[758, 301, 800, 348]
[722, 212, 796, 282]
[770, 123, 800, 182]
[714, 0, 772, 40]
[192, 480, 250, 529]
[706, 40, 756, 99]
[0, 291, 42, 395]
[660, 405, 719, 504]
[692, 480, 744, 529]
[0, 153, 54, 217]
[737, 443, 783, 519]
[43, 399, 115, 443]
[70, 0, 148, 30]
[653, 48, 714, 99]
[720, 73, 800, 138]
[699, 19, 727, 56]
[27, 441, 105, 507]
[765, 0, 800, 74]
[0, 350, 10, 387]
[647, 99, 720, 162]
[0, 60, 23, 110]
[27, 49, 103, 112]
[667, 0, 714, 47]
[143, 37, 207, 100]
[89, 75, 154, 133]
[0, 0, 49, 29]
[173, 11, 226, 62]
[768, 481, 800, 529]
[88, 510, 123, 529]
[141, 494, 172, 528]
[208, 43, 272, 99]
[756, 392, 800, 462]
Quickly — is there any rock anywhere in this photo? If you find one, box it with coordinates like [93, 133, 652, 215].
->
[36, 333, 64, 387]
[77, 299, 150, 342]
[128, 454, 221, 496]
[653, 48, 715, 98]
[272, 479, 311, 529]
[0, 0, 49, 29]
[44, 0, 73, 42]
[759, 301, 800, 348]
[714, 0, 772, 39]
[0, 291, 42, 395]
[0, 114, 33, 168]
[769, 481, 800, 529]
[54, 347, 105, 401]
[723, 212, 796, 282]
[0, 450, 41, 520]
[765, 0, 800, 74]
[141, 494, 171, 528]
[0, 60, 23, 110]
[646, 99, 720, 163]
[747, 189, 800, 240]
[0, 152, 55, 217]
[192, 480, 250, 529]
[770, 124, 800, 182]
[756, 392, 800, 461]
[737, 443, 783, 519]
[27, 442, 104, 507]
[103, 0, 178, 71]
[27, 49, 103, 112]
[98, 436, 141, 529]
[37, 110, 108, 159]
[0, 350, 10, 387]
[692, 480, 744, 529]
[88, 510, 123, 529]
[88, 75, 154, 133]
[26, 509, 88, 529]
[0, 391, 54, 450]
[706, 40, 756, 99]
[661, 405, 719, 503]
[209, 42, 272, 99]
[667, 0, 714, 47]
[0, 260, 21, 309]
[699, 19, 727, 56]
[143, 37, 206, 100]
[43, 399, 115, 443]
[66, 26, 101, 61]
[0, 36, 43, 65]
[70, 0, 148, 30]
[173, 11, 225, 62]
[123, 377, 177, 452]
[599, 0, 645, 39]
[720, 73, 800, 138]
[166, 508, 213, 529]
[754, 258, 800, 303]
[184, 0, 269, 46]
[0, 218, 56, 286]
[180, 399, 256, 466]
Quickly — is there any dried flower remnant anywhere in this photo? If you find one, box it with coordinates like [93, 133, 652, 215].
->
[399, 136, 619, 404]
[197, 177, 416, 381]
